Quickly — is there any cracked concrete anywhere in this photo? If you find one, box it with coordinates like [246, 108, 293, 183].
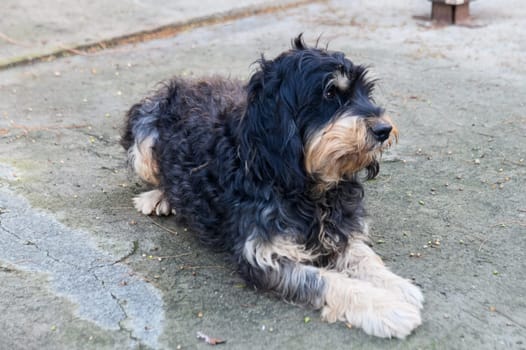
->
[1, 0, 525, 349]
[0, 187, 163, 348]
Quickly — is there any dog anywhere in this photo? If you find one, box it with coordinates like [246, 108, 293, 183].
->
[121, 35, 423, 339]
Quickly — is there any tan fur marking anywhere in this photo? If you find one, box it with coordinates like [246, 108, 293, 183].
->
[305, 114, 399, 189]
[130, 136, 159, 186]
[243, 235, 318, 270]
[332, 71, 350, 91]
[305, 115, 371, 184]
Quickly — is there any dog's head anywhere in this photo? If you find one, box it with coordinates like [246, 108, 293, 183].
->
[240, 35, 398, 193]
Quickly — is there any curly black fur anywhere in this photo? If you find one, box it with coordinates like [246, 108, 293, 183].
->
[122, 35, 392, 309]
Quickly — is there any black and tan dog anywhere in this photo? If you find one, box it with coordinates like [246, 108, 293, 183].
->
[121, 35, 423, 338]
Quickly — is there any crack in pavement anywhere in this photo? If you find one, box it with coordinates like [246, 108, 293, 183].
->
[92, 270, 141, 344]
[0, 187, 164, 348]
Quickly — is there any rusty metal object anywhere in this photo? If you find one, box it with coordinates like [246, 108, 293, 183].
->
[431, 0, 470, 24]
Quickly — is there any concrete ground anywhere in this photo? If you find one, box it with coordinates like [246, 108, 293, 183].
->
[1, 0, 525, 349]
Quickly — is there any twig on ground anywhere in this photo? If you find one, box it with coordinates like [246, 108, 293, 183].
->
[0, 32, 32, 47]
[147, 216, 179, 235]
[57, 44, 95, 56]
[478, 236, 490, 252]
[151, 252, 192, 260]
[180, 265, 228, 270]
[196, 331, 226, 345]
[492, 221, 526, 228]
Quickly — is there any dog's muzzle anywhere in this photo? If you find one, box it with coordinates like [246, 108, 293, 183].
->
[371, 123, 393, 143]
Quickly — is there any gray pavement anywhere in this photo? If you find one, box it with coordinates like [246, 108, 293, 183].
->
[0, 0, 312, 66]
[1, 0, 525, 349]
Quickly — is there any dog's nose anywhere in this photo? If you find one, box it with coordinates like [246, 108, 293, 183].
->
[371, 123, 392, 142]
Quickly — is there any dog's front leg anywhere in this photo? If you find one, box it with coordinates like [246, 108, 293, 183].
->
[334, 238, 424, 309]
[240, 236, 421, 338]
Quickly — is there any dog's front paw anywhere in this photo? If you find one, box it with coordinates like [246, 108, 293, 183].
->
[133, 189, 173, 216]
[321, 276, 422, 339]
[366, 269, 424, 309]
[386, 278, 424, 309]
[346, 296, 422, 339]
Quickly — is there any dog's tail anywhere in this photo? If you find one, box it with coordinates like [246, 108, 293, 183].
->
[121, 92, 166, 186]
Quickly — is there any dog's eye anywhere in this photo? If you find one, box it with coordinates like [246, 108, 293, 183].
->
[325, 85, 337, 99]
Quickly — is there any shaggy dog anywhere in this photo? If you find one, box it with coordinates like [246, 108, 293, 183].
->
[121, 35, 423, 338]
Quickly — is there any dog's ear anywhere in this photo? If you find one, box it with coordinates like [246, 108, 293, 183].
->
[238, 56, 305, 193]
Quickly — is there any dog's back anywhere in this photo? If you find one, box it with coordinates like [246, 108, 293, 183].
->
[121, 77, 245, 185]
[121, 77, 246, 246]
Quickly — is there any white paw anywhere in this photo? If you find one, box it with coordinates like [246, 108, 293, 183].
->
[347, 296, 422, 339]
[365, 269, 424, 309]
[133, 189, 172, 216]
[386, 278, 424, 309]
[321, 276, 422, 339]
